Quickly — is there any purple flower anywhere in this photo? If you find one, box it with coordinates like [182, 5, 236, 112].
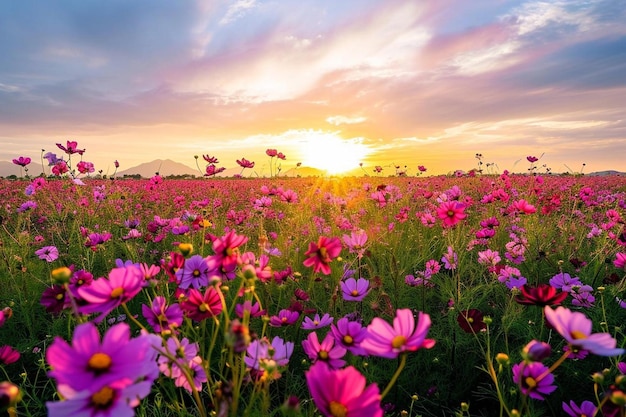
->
[441, 246, 458, 270]
[549, 272, 582, 292]
[512, 361, 557, 400]
[17, 201, 37, 213]
[176, 255, 211, 289]
[235, 300, 266, 319]
[174, 356, 207, 393]
[341, 278, 370, 302]
[141, 296, 183, 333]
[269, 309, 300, 327]
[330, 317, 368, 356]
[562, 400, 597, 417]
[544, 306, 625, 356]
[35, 246, 59, 262]
[46, 322, 159, 396]
[245, 336, 294, 381]
[157, 337, 199, 378]
[302, 332, 347, 369]
[302, 313, 334, 330]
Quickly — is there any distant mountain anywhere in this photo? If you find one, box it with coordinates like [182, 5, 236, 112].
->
[587, 170, 625, 177]
[116, 159, 200, 178]
[0, 160, 21, 177]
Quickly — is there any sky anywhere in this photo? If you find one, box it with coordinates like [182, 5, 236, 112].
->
[1, 0, 625, 176]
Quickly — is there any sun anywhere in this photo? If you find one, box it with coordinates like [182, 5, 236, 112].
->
[299, 132, 372, 175]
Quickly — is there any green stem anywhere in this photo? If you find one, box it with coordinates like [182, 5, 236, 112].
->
[381, 353, 407, 399]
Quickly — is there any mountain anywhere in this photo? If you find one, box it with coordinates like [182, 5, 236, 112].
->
[116, 159, 200, 178]
[0, 160, 21, 177]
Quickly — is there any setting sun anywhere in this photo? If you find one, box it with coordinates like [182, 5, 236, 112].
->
[299, 132, 372, 175]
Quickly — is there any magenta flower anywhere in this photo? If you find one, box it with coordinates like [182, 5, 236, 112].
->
[544, 306, 625, 356]
[46, 378, 154, 417]
[35, 245, 59, 262]
[302, 313, 334, 330]
[0, 345, 20, 365]
[209, 230, 249, 271]
[614, 252, 626, 270]
[436, 201, 467, 228]
[142, 296, 183, 333]
[180, 287, 224, 322]
[303, 236, 342, 275]
[157, 337, 199, 378]
[174, 356, 207, 393]
[302, 332, 347, 369]
[235, 300, 266, 319]
[46, 322, 159, 396]
[78, 266, 144, 323]
[361, 308, 435, 359]
[12, 156, 31, 167]
[306, 362, 383, 417]
[512, 361, 556, 400]
[269, 309, 300, 327]
[342, 229, 368, 258]
[56, 140, 85, 155]
[341, 278, 370, 301]
[330, 317, 368, 355]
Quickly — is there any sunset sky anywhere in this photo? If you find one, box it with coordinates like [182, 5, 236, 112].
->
[1, 0, 625, 176]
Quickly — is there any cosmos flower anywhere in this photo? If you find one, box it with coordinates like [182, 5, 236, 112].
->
[436, 201, 467, 228]
[303, 236, 342, 275]
[245, 336, 294, 381]
[302, 332, 347, 369]
[176, 255, 211, 289]
[56, 140, 85, 155]
[12, 156, 31, 167]
[78, 266, 144, 323]
[330, 317, 368, 356]
[457, 309, 487, 334]
[341, 278, 370, 302]
[235, 300, 266, 319]
[614, 252, 626, 270]
[180, 287, 223, 322]
[361, 309, 435, 359]
[46, 322, 159, 396]
[142, 296, 183, 333]
[544, 306, 625, 356]
[35, 246, 59, 262]
[0, 345, 20, 365]
[512, 361, 556, 400]
[305, 362, 383, 417]
[301, 313, 334, 330]
[562, 400, 597, 417]
[269, 309, 300, 327]
[515, 284, 568, 307]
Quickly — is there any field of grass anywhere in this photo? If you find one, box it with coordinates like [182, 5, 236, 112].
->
[1, 170, 626, 417]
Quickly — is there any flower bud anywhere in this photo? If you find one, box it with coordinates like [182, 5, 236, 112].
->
[592, 372, 605, 384]
[610, 389, 626, 406]
[51, 266, 72, 284]
[522, 340, 551, 362]
[178, 243, 193, 257]
[0, 381, 21, 410]
[496, 353, 510, 366]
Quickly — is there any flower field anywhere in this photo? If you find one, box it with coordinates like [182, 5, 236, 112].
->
[1, 151, 626, 416]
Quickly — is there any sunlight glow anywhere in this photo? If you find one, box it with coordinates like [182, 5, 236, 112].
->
[299, 132, 372, 175]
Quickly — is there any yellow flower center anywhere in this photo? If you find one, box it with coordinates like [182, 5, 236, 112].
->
[467, 317, 474, 323]
[110, 287, 124, 298]
[319, 350, 329, 360]
[55, 293, 64, 300]
[391, 335, 407, 349]
[343, 335, 353, 345]
[91, 386, 114, 407]
[88, 352, 112, 371]
[447, 210, 455, 217]
[351, 289, 359, 296]
[525, 377, 537, 389]
[571, 330, 587, 340]
[193, 269, 201, 277]
[199, 303, 209, 312]
[319, 247, 329, 261]
[329, 401, 347, 417]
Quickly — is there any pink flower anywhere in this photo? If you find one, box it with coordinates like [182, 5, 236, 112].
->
[361, 308, 435, 359]
[266, 149, 278, 157]
[12, 156, 31, 167]
[306, 362, 382, 417]
[303, 236, 342, 275]
[544, 306, 625, 356]
[511, 199, 537, 214]
[0, 345, 20, 365]
[302, 332, 347, 369]
[436, 201, 467, 228]
[614, 252, 626, 270]
[35, 245, 59, 262]
[56, 140, 85, 155]
[78, 266, 144, 323]
[236, 157, 255, 169]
